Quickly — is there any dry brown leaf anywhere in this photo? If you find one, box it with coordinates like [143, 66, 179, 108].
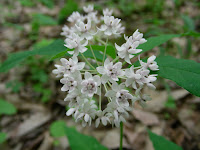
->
[101, 128, 130, 149]
[144, 89, 189, 112]
[10, 111, 51, 137]
[38, 132, 53, 150]
[178, 108, 200, 135]
[132, 109, 159, 126]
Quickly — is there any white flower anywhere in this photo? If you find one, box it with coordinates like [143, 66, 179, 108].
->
[60, 56, 85, 75]
[83, 5, 94, 13]
[103, 8, 113, 16]
[52, 64, 65, 78]
[81, 72, 101, 97]
[64, 86, 86, 107]
[132, 93, 152, 107]
[95, 110, 111, 128]
[125, 65, 142, 89]
[75, 20, 93, 40]
[67, 12, 83, 23]
[124, 29, 147, 44]
[115, 39, 142, 64]
[126, 66, 157, 90]
[64, 33, 88, 56]
[86, 12, 99, 24]
[140, 55, 159, 71]
[105, 82, 133, 107]
[97, 58, 125, 83]
[146, 74, 157, 90]
[76, 100, 97, 127]
[106, 101, 130, 127]
[98, 16, 124, 36]
[60, 25, 72, 37]
[60, 76, 77, 92]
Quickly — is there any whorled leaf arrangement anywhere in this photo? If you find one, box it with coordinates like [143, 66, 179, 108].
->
[52, 5, 159, 127]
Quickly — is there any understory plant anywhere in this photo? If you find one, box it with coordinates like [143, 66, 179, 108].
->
[52, 5, 159, 149]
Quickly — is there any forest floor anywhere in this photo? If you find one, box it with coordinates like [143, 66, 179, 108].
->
[0, 0, 200, 150]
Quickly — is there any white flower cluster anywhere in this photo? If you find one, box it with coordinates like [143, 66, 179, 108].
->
[53, 5, 159, 127]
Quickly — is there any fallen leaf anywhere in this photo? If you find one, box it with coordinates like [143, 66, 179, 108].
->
[101, 128, 130, 149]
[132, 109, 159, 126]
[11, 111, 51, 137]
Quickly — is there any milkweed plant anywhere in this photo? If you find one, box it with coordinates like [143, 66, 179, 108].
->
[52, 5, 159, 146]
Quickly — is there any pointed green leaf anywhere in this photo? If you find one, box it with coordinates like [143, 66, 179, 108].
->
[50, 50, 69, 60]
[137, 34, 181, 55]
[65, 126, 108, 150]
[32, 13, 57, 26]
[157, 56, 200, 97]
[0, 51, 32, 73]
[148, 130, 182, 150]
[0, 99, 17, 115]
[88, 45, 116, 59]
[0, 39, 65, 73]
[50, 121, 108, 150]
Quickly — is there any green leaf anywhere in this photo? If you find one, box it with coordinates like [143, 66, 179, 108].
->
[88, 45, 116, 59]
[0, 51, 32, 73]
[181, 15, 195, 31]
[32, 13, 57, 26]
[0, 132, 7, 144]
[165, 95, 176, 109]
[18, 0, 35, 7]
[0, 39, 65, 73]
[65, 126, 108, 150]
[148, 130, 182, 150]
[31, 39, 54, 49]
[181, 31, 200, 37]
[137, 34, 181, 55]
[157, 56, 200, 97]
[58, 0, 78, 24]
[0, 99, 17, 115]
[50, 121, 66, 138]
[32, 39, 66, 55]
[0, 33, 197, 73]
[38, 0, 54, 8]
[50, 45, 113, 61]
[50, 121, 108, 150]
[50, 50, 68, 60]
[6, 80, 24, 93]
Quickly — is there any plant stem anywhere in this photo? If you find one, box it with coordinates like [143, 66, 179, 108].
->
[89, 44, 99, 66]
[81, 53, 96, 70]
[122, 61, 127, 66]
[103, 84, 111, 102]
[103, 38, 108, 63]
[97, 38, 106, 45]
[99, 84, 101, 110]
[112, 56, 119, 63]
[120, 122, 123, 150]
[82, 69, 97, 72]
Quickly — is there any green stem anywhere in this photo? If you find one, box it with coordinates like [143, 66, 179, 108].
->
[122, 61, 127, 66]
[103, 84, 111, 102]
[112, 56, 119, 63]
[107, 82, 112, 87]
[97, 38, 106, 45]
[120, 122, 123, 150]
[89, 44, 99, 66]
[99, 84, 101, 110]
[82, 69, 97, 72]
[103, 38, 108, 63]
[81, 53, 96, 70]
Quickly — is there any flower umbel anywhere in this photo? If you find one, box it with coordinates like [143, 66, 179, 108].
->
[53, 5, 159, 128]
